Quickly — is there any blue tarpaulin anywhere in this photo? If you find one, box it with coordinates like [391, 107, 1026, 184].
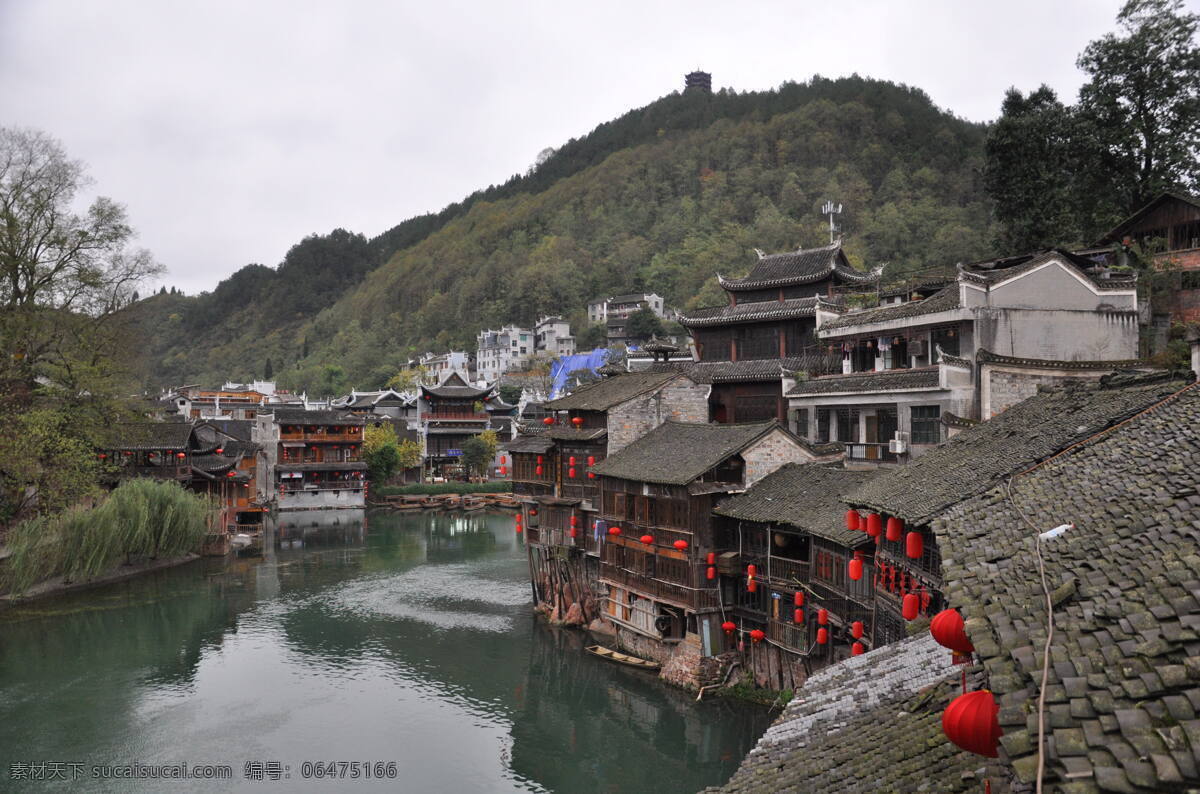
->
[549, 349, 611, 399]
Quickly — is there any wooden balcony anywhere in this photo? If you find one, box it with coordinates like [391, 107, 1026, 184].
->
[767, 618, 809, 653]
[599, 561, 720, 611]
[279, 431, 363, 443]
[767, 556, 809, 586]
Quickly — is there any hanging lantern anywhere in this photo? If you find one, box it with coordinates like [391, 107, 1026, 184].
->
[886, 516, 904, 542]
[747, 564, 757, 578]
[572, 417, 583, 427]
[568, 467, 577, 478]
[587, 455, 595, 466]
[542, 417, 554, 426]
[849, 554, 864, 581]
[707, 566, 716, 580]
[226, 471, 236, 478]
[851, 642, 865, 656]
[608, 526, 621, 536]
[499, 466, 507, 476]
[851, 621, 864, 639]
[536, 455, 543, 464]
[515, 522, 522, 534]
[673, 539, 688, 551]
[640, 534, 654, 545]
[569, 527, 577, 539]
[123, 451, 132, 456]
[530, 508, 538, 517]
[722, 621, 736, 635]
[817, 628, 828, 644]
[793, 591, 804, 607]
[216, 447, 224, 454]
[845, 510, 861, 531]
[906, 531, 924, 559]
[817, 608, 828, 625]
[747, 579, 757, 594]
[902, 593, 920, 620]
[942, 690, 1002, 757]
[749, 629, 765, 644]
[587, 471, 596, 479]
[865, 513, 882, 536]
[569, 515, 578, 527]
[569, 456, 576, 466]
[176, 452, 186, 459]
[930, 609, 975, 654]
[794, 608, 804, 624]
[500, 455, 507, 465]
[98, 453, 107, 459]
[707, 552, 716, 565]
[535, 465, 543, 475]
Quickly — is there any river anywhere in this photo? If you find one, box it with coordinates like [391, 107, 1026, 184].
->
[0, 509, 770, 792]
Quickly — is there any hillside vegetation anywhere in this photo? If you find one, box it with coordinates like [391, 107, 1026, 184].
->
[129, 75, 998, 393]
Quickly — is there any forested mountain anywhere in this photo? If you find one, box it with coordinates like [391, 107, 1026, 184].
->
[129, 75, 999, 394]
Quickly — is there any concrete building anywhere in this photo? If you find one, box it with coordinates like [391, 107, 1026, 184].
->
[419, 350, 471, 381]
[476, 325, 535, 383]
[254, 408, 367, 510]
[534, 316, 576, 357]
[587, 293, 668, 326]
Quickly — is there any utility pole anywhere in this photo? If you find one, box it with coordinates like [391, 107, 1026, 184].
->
[822, 200, 843, 244]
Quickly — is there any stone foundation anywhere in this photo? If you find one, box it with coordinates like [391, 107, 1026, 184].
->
[526, 544, 599, 627]
[744, 641, 811, 692]
[613, 628, 736, 690]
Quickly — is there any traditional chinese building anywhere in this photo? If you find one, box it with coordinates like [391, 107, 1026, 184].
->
[418, 372, 510, 479]
[677, 241, 879, 424]
[254, 408, 367, 510]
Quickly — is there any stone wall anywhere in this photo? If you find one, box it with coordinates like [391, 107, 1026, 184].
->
[613, 628, 734, 690]
[279, 488, 366, 510]
[982, 365, 1115, 418]
[607, 376, 710, 454]
[741, 430, 811, 486]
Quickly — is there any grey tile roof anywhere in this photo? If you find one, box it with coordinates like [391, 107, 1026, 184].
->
[678, 297, 817, 328]
[714, 463, 879, 547]
[844, 372, 1191, 525]
[648, 357, 806, 384]
[936, 381, 1200, 792]
[958, 250, 1136, 291]
[502, 434, 555, 454]
[820, 284, 962, 331]
[715, 634, 993, 793]
[544, 371, 682, 411]
[787, 366, 941, 396]
[101, 422, 195, 451]
[269, 408, 364, 425]
[591, 420, 781, 485]
[716, 241, 878, 291]
[976, 348, 1149, 370]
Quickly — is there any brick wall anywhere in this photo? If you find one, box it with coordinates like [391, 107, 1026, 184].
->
[742, 430, 812, 486]
[983, 367, 1111, 418]
[607, 377, 710, 454]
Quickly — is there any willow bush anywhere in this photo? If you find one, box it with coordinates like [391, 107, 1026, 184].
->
[2, 479, 214, 595]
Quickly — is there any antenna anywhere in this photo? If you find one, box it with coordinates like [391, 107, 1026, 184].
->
[822, 200, 843, 244]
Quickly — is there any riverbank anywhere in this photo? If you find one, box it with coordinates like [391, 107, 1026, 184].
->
[0, 552, 200, 606]
[372, 481, 513, 496]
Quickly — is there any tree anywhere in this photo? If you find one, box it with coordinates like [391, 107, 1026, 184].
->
[1077, 0, 1200, 216]
[1, 127, 161, 393]
[984, 87, 1083, 251]
[385, 367, 428, 391]
[498, 384, 523, 405]
[460, 436, 492, 478]
[576, 323, 608, 350]
[264, 357, 274, 379]
[626, 307, 664, 341]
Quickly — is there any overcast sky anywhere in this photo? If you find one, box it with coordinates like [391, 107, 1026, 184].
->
[3, 0, 1184, 295]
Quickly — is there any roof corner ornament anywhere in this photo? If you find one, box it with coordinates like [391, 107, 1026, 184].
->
[934, 343, 948, 364]
[753, 248, 765, 259]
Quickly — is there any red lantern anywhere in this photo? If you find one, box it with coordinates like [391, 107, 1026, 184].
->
[851, 621, 863, 639]
[848, 556, 863, 581]
[569, 456, 576, 466]
[571, 417, 583, 427]
[587, 455, 595, 466]
[500, 455, 507, 465]
[542, 417, 554, 426]
[942, 690, 1002, 757]
[845, 510, 861, 531]
[570, 515, 578, 527]
[640, 534, 653, 545]
[587, 472, 596, 479]
[722, 621, 736, 635]
[608, 527, 621, 536]
[707, 566, 716, 580]
[98, 453, 107, 459]
[216, 447, 224, 454]
[817, 627, 828, 644]
[123, 451, 132, 456]
[865, 513, 882, 536]
[749, 629, 765, 643]
[793, 608, 804, 624]
[536, 455, 543, 464]
[226, 471, 236, 478]
[747, 564, 757, 578]
[707, 552, 716, 565]
[568, 467, 577, 478]
[747, 579, 757, 593]
[902, 593, 920, 620]
[499, 466, 507, 476]
[569, 527, 577, 539]
[930, 609, 975, 654]
[886, 516, 903, 542]
[672, 540, 688, 551]
[793, 591, 804, 607]
[515, 523, 522, 534]
[515, 514, 522, 525]
[906, 531, 924, 559]
[851, 642, 865, 656]
[176, 452, 186, 459]
[530, 508, 538, 517]
[535, 465, 543, 475]
[817, 608, 828, 625]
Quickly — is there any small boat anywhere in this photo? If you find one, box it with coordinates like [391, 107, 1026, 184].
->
[585, 645, 661, 671]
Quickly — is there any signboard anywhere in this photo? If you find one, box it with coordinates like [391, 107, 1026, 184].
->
[446, 449, 463, 457]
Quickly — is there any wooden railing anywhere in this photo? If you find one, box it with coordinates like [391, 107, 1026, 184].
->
[599, 561, 720, 610]
[279, 431, 363, 443]
[768, 556, 809, 586]
[767, 618, 809, 652]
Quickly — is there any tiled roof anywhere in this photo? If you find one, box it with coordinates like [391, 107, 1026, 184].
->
[1100, 191, 1200, 243]
[819, 284, 962, 331]
[937, 382, 1200, 792]
[197, 419, 254, 441]
[787, 366, 941, 396]
[844, 372, 1191, 524]
[591, 420, 781, 485]
[716, 241, 878, 291]
[545, 426, 607, 442]
[678, 297, 817, 328]
[502, 434, 555, 453]
[648, 357, 806, 384]
[544, 371, 682, 411]
[715, 634, 993, 793]
[958, 250, 1137, 291]
[101, 422, 194, 451]
[714, 463, 879, 547]
[270, 408, 364, 425]
[976, 348, 1150, 371]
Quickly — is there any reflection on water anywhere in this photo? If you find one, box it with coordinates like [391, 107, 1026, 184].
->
[0, 510, 769, 792]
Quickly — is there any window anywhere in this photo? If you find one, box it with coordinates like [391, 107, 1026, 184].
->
[836, 408, 859, 443]
[911, 405, 942, 444]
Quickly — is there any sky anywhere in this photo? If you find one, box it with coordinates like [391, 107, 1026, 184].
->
[2, 0, 1184, 295]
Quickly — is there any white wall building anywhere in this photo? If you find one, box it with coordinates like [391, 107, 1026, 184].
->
[534, 316, 575, 357]
[477, 325, 535, 383]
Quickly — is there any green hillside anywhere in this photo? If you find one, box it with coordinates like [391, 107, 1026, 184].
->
[129, 75, 998, 394]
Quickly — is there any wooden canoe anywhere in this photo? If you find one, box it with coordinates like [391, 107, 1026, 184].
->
[585, 645, 660, 671]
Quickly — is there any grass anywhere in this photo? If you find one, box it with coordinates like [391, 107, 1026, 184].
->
[372, 482, 513, 496]
[2, 479, 214, 595]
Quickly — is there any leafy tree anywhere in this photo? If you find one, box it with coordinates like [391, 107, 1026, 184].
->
[460, 436, 492, 478]
[626, 307, 665, 341]
[395, 438, 423, 472]
[364, 423, 402, 483]
[576, 323, 608, 350]
[498, 384, 523, 405]
[264, 357, 274, 379]
[385, 367, 427, 391]
[1077, 0, 1200, 216]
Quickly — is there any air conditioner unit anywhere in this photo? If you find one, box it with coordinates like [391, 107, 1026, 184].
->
[889, 438, 908, 454]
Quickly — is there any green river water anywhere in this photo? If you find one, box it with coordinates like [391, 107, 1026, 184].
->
[0, 509, 770, 793]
